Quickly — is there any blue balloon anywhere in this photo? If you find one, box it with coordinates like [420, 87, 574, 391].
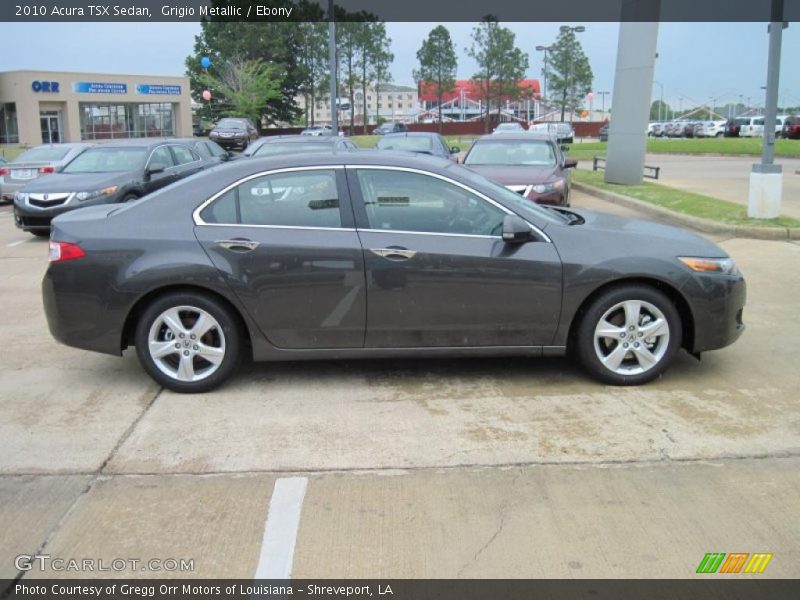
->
[200, 57, 211, 69]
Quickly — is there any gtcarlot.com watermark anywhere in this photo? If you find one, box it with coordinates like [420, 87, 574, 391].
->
[15, 554, 194, 573]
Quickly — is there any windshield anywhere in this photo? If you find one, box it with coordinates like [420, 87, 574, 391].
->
[376, 136, 432, 153]
[14, 146, 72, 163]
[253, 143, 334, 157]
[453, 165, 567, 225]
[216, 120, 246, 130]
[464, 139, 557, 167]
[496, 123, 522, 131]
[62, 147, 147, 173]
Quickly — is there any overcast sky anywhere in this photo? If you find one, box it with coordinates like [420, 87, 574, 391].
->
[2, 21, 799, 110]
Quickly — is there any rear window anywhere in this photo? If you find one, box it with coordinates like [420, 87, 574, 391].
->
[14, 146, 71, 163]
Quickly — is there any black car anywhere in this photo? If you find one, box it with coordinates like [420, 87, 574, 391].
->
[249, 135, 358, 157]
[375, 132, 459, 161]
[209, 118, 259, 150]
[43, 152, 745, 393]
[176, 138, 236, 165]
[374, 122, 408, 135]
[14, 140, 206, 236]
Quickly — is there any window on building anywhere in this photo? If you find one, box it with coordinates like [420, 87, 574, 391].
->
[79, 102, 175, 140]
[0, 103, 19, 144]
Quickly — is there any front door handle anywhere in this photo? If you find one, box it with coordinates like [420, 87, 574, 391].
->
[370, 247, 416, 261]
[217, 238, 260, 252]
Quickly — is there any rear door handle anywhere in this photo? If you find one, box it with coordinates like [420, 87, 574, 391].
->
[217, 239, 260, 252]
[370, 247, 416, 261]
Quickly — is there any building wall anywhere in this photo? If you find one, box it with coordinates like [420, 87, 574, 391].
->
[296, 84, 419, 125]
[0, 70, 192, 146]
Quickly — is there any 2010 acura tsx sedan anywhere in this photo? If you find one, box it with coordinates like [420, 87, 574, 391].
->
[42, 153, 746, 393]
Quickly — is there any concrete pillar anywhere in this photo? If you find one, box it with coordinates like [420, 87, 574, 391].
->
[604, 20, 659, 185]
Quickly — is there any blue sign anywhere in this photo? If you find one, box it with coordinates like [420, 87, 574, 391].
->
[32, 80, 60, 93]
[136, 84, 181, 96]
[73, 82, 127, 94]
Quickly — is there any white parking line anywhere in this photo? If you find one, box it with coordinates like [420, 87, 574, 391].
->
[254, 476, 309, 579]
[7, 238, 31, 248]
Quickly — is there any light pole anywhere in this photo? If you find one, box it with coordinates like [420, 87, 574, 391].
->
[652, 80, 664, 121]
[558, 25, 586, 122]
[535, 44, 554, 102]
[597, 91, 610, 120]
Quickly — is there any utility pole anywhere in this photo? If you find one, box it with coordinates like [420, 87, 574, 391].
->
[535, 45, 553, 101]
[597, 91, 610, 120]
[748, 2, 786, 219]
[327, 0, 338, 134]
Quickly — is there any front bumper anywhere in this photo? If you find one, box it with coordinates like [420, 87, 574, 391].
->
[14, 195, 120, 231]
[211, 135, 248, 148]
[689, 272, 746, 353]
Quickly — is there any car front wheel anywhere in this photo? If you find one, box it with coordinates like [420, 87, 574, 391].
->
[575, 285, 681, 385]
[134, 292, 242, 393]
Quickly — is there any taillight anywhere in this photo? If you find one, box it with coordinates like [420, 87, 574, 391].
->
[0, 168, 8, 176]
[49, 241, 86, 263]
[39, 166, 55, 174]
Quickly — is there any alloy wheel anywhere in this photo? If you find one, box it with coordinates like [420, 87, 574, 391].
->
[593, 300, 670, 376]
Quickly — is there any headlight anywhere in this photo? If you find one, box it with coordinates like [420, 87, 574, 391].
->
[678, 256, 739, 275]
[75, 186, 118, 201]
[531, 179, 565, 194]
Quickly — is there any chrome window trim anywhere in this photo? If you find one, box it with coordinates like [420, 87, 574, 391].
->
[193, 165, 345, 226]
[346, 165, 552, 243]
[358, 228, 498, 240]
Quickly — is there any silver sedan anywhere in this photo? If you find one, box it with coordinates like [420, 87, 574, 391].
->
[1, 143, 93, 201]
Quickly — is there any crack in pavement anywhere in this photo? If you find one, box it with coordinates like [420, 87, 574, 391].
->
[5, 386, 164, 589]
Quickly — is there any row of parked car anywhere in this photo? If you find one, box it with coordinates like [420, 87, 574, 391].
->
[646, 115, 800, 139]
[3, 125, 578, 236]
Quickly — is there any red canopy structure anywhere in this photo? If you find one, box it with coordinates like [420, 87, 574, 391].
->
[418, 79, 541, 104]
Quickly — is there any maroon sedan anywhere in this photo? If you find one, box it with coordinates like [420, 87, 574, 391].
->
[462, 133, 577, 206]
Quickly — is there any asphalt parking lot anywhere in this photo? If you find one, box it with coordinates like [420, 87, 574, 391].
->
[1, 191, 799, 580]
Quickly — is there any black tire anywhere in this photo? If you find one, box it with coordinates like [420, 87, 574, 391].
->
[134, 292, 242, 393]
[575, 284, 682, 385]
[31, 230, 50, 237]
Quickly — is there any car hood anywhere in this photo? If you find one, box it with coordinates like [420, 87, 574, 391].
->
[467, 164, 561, 185]
[558, 207, 726, 256]
[19, 172, 128, 193]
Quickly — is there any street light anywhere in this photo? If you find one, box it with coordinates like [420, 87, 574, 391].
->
[535, 45, 554, 101]
[557, 25, 586, 121]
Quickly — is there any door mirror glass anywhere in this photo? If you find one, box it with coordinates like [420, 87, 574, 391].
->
[502, 214, 532, 244]
[450, 146, 460, 154]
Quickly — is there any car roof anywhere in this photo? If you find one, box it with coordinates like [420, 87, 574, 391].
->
[260, 135, 342, 144]
[476, 133, 555, 142]
[379, 132, 439, 139]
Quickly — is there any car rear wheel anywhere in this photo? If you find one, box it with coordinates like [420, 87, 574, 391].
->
[575, 285, 681, 385]
[134, 292, 242, 393]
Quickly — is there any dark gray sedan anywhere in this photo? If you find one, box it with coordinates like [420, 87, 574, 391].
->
[43, 153, 745, 393]
[14, 140, 206, 235]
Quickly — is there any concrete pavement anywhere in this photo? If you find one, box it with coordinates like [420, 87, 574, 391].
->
[1, 194, 799, 580]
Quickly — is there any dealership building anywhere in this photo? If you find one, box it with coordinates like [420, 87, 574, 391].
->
[0, 70, 193, 146]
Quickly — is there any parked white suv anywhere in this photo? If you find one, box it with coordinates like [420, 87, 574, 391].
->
[740, 116, 786, 138]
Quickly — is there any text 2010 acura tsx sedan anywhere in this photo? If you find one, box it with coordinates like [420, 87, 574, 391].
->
[42, 153, 745, 393]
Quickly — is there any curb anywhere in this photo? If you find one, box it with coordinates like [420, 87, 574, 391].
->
[572, 182, 800, 241]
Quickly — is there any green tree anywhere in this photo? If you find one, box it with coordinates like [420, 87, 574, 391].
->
[356, 21, 393, 134]
[413, 25, 457, 132]
[196, 58, 283, 123]
[297, 22, 330, 126]
[544, 28, 593, 121]
[650, 99, 673, 121]
[467, 17, 529, 133]
[185, 1, 327, 125]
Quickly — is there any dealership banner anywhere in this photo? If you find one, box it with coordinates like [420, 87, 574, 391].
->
[3, 579, 800, 600]
[1, 0, 798, 22]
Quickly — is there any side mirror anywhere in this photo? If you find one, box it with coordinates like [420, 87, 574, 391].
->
[145, 165, 165, 178]
[564, 158, 578, 168]
[502, 214, 532, 244]
[560, 145, 570, 153]
[450, 146, 460, 154]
